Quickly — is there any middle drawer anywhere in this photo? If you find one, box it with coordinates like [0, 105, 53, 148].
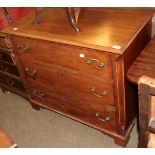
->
[19, 57, 115, 106]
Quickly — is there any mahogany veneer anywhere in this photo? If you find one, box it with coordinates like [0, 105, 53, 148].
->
[2, 8, 153, 146]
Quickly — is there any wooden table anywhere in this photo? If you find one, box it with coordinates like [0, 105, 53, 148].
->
[127, 37, 155, 147]
[0, 127, 16, 148]
[127, 36, 155, 84]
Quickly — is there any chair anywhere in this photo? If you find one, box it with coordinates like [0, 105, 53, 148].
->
[138, 76, 155, 147]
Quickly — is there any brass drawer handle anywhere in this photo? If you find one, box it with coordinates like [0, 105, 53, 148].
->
[86, 58, 105, 68]
[91, 87, 108, 98]
[16, 44, 29, 52]
[25, 68, 37, 77]
[33, 90, 46, 98]
[95, 112, 111, 122]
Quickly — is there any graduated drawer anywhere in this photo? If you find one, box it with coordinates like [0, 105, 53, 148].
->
[12, 35, 113, 80]
[26, 80, 117, 132]
[0, 73, 25, 91]
[19, 57, 115, 106]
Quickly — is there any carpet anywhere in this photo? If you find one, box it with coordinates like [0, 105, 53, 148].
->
[0, 89, 138, 148]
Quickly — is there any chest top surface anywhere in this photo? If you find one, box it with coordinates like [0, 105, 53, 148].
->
[1, 8, 153, 54]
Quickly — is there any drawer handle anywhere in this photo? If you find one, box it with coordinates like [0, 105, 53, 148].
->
[91, 87, 108, 98]
[33, 90, 46, 98]
[86, 58, 105, 68]
[16, 45, 29, 52]
[95, 112, 111, 122]
[25, 68, 37, 77]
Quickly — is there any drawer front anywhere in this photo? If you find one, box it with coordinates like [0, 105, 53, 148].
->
[12, 36, 113, 80]
[0, 34, 10, 49]
[26, 80, 116, 132]
[0, 62, 19, 76]
[0, 73, 25, 91]
[19, 58, 115, 106]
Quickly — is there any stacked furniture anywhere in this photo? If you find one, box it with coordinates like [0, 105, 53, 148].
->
[1, 8, 154, 146]
[0, 33, 27, 97]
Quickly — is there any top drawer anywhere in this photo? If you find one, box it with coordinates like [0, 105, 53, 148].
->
[12, 36, 114, 80]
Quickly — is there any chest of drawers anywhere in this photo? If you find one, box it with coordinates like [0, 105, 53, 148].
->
[2, 8, 153, 146]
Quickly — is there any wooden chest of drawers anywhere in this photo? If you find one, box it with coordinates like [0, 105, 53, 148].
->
[2, 8, 153, 146]
[0, 33, 27, 97]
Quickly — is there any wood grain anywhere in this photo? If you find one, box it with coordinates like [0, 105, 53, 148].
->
[3, 8, 153, 147]
[127, 36, 155, 85]
[20, 58, 115, 106]
[12, 35, 114, 80]
[2, 8, 153, 54]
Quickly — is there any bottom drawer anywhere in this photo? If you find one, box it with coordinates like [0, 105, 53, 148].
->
[26, 80, 117, 132]
[0, 73, 25, 92]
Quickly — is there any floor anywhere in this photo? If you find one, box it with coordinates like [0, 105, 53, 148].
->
[0, 89, 138, 148]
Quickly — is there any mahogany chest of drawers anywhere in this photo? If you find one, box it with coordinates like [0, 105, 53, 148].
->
[1, 8, 153, 146]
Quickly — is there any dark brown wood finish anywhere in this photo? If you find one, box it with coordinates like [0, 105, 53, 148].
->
[2, 8, 153, 146]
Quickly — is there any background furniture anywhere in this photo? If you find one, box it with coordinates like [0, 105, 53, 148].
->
[1, 8, 153, 146]
[127, 37, 155, 147]
[0, 33, 27, 98]
[138, 76, 155, 148]
[0, 127, 16, 148]
[0, 8, 30, 97]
